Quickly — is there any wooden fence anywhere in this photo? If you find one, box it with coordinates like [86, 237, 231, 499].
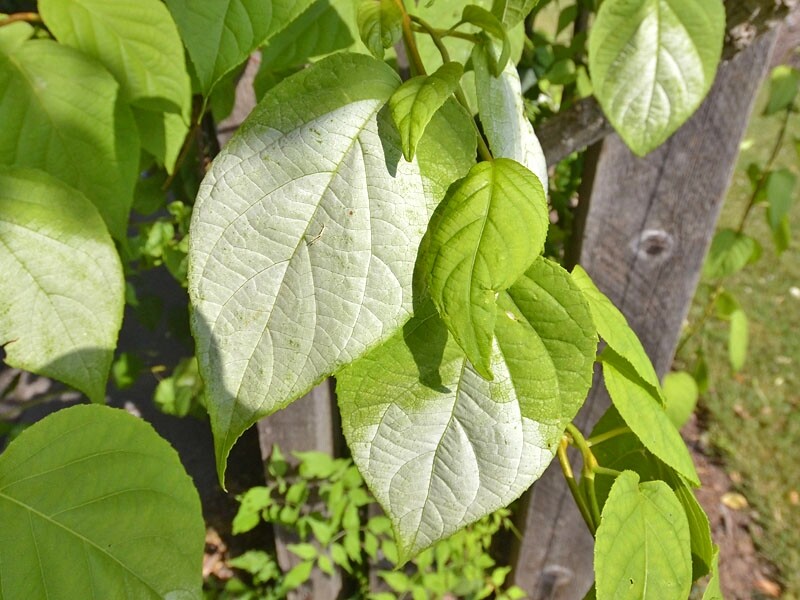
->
[222, 2, 798, 598]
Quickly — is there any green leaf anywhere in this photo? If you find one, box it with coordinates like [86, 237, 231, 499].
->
[0, 38, 139, 240]
[595, 471, 692, 600]
[165, 0, 315, 97]
[772, 216, 791, 255]
[288, 543, 319, 560]
[460, 4, 511, 76]
[357, 0, 403, 59]
[390, 62, 464, 161]
[134, 108, 189, 174]
[472, 43, 548, 189]
[259, 0, 359, 73]
[601, 349, 699, 485]
[702, 547, 723, 600]
[188, 53, 475, 483]
[703, 229, 760, 279]
[39, 0, 191, 117]
[426, 159, 548, 378]
[337, 258, 596, 559]
[590, 407, 714, 579]
[663, 471, 714, 579]
[765, 168, 796, 231]
[728, 309, 748, 372]
[282, 560, 314, 589]
[0, 168, 124, 403]
[0, 20, 33, 52]
[588, 0, 725, 155]
[491, 0, 540, 28]
[571, 265, 663, 398]
[662, 371, 698, 429]
[0, 404, 204, 598]
[764, 65, 800, 115]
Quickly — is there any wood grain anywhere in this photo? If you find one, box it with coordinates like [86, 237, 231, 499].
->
[511, 28, 780, 600]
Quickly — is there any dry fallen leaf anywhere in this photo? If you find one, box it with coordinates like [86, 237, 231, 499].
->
[755, 577, 782, 597]
[721, 492, 749, 510]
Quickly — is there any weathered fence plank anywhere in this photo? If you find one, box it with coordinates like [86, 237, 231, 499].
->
[256, 381, 344, 600]
[511, 27, 782, 600]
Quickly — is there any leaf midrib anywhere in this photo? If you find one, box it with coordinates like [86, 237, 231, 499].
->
[0, 492, 163, 598]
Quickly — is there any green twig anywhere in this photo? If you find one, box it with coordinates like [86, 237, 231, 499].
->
[410, 22, 481, 43]
[394, 0, 426, 76]
[556, 437, 596, 534]
[737, 106, 793, 234]
[565, 423, 602, 526]
[593, 466, 622, 478]
[587, 426, 631, 447]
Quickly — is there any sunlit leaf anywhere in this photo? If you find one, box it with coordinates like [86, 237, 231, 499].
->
[703, 229, 760, 279]
[40, 0, 191, 117]
[764, 65, 800, 116]
[0, 38, 139, 239]
[337, 258, 596, 559]
[571, 265, 663, 399]
[588, 0, 724, 155]
[188, 53, 475, 482]
[390, 62, 464, 161]
[0, 168, 124, 403]
[728, 309, 748, 372]
[601, 349, 699, 485]
[357, 0, 403, 59]
[472, 42, 548, 189]
[165, 0, 315, 96]
[595, 471, 692, 600]
[426, 159, 548, 377]
[491, 0, 540, 28]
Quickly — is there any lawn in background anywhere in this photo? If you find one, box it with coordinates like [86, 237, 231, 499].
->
[676, 82, 800, 597]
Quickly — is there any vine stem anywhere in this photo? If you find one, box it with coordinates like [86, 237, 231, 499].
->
[410, 22, 481, 43]
[0, 12, 43, 27]
[737, 105, 793, 234]
[566, 424, 602, 526]
[586, 426, 630, 447]
[556, 437, 596, 534]
[407, 14, 493, 162]
[394, 0, 426, 77]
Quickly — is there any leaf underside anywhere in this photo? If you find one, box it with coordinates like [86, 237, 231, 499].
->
[337, 258, 597, 559]
[188, 53, 475, 483]
[588, 0, 724, 155]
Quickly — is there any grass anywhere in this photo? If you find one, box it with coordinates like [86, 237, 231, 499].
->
[675, 82, 800, 597]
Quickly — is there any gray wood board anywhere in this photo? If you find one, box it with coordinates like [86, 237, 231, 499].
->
[510, 28, 780, 600]
[256, 380, 344, 600]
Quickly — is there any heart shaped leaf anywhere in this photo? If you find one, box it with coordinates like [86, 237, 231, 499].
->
[595, 471, 692, 600]
[188, 53, 475, 482]
[588, 0, 724, 155]
[427, 158, 548, 378]
[337, 258, 596, 560]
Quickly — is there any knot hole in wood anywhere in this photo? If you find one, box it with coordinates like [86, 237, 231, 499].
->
[632, 229, 674, 262]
